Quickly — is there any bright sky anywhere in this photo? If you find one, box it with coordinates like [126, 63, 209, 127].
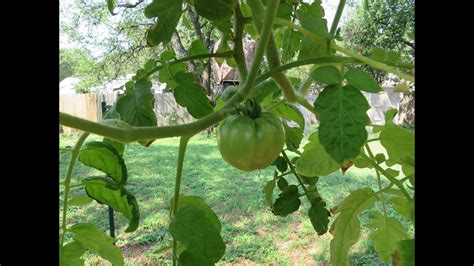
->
[60, 0, 350, 56]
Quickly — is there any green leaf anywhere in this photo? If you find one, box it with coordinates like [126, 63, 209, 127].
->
[169, 205, 226, 263]
[298, 16, 330, 60]
[314, 84, 370, 163]
[174, 72, 214, 119]
[106, 0, 115, 15]
[82, 177, 140, 232]
[281, 29, 302, 63]
[310, 66, 341, 85]
[194, 0, 237, 21]
[308, 199, 330, 235]
[272, 195, 301, 217]
[277, 177, 289, 191]
[387, 196, 414, 223]
[380, 125, 414, 165]
[181, 14, 193, 30]
[116, 78, 157, 147]
[276, 2, 292, 23]
[68, 196, 94, 206]
[296, 132, 340, 176]
[159, 63, 186, 89]
[367, 211, 410, 262]
[384, 108, 398, 125]
[144, 59, 156, 72]
[172, 195, 221, 232]
[370, 47, 386, 62]
[374, 153, 385, 164]
[61, 241, 85, 266]
[296, 1, 325, 20]
[145, 0, 183, 47]
[330, 188, 376, 266]
[270, 102, 305, 129]
[274, 156, 288, 172]
[254, 80, 279, 104]
[345, 69, 382, 93]
[78, 141, 127, 184]
[102, 138, 125, 157]
[262, 179, 276, 207]
[189, 40, 208, 56]
[392, 239, 414, 266]
[220, 85, 238, 102]
[284, 125, 304, 152]
[179, 251, 214, 266]
[301, 175, 319, 186]
[69, 223, 124, 266]
[353, 155, 373, 169]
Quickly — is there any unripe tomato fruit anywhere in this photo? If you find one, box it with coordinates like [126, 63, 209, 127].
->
[217, 112, 285, 171]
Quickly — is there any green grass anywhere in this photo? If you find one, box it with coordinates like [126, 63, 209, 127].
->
[60, 131, 412, 265]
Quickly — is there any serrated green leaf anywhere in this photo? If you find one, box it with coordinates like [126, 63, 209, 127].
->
[69, 223, 124, 266]
[82, 177, 140, 232]
[298, 16, 329, 59]
[254, 80, 279, 104]
[277, 177, 289, 191]
[169, 205, 225, 263]
[308, 200, 330, 235]
[189, 40, 208, 56]
[194, 0, 237, 21]
[392, 239, 414, 266]
[380, 125, 414, 165]
[68, 196, 94, 206]
[330, 188, 376, 266]
[367, 211, 410, 262]
[345, 69, 382, 93]
[310, 66, 341, 84]
[102, 138, 125, 157]
[262, 179, 276, 207]
[270, 103, 305, 129]
[272, 195, 301, 217]
[145, 0, 183, 47]
[61, 241, 86, 266]
[173, 72, 214, 118]
[296, 133, 340, 176]
[116, 79, 157, 146]
[78, 141, 127, 184]
[314, 84, 370, 163]
[274, 156, 288, 172]
[281, 29, 302, 63]
[387, 196, 414, 223]
[283, 125, 304, 152]
[172, 195, 221, 232]
[106, 0, 115, 15]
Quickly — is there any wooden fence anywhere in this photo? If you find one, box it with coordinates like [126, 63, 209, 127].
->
[60, 92, 195, 133]
[60, 88, 403, 134]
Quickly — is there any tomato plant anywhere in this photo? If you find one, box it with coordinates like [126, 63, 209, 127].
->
[59, 0, 414, 265]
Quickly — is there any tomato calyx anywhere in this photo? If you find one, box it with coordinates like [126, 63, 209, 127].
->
[237, 98, 262, 119]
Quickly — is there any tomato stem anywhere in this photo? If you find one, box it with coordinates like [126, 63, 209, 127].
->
[171, 136, 190, 265]
[60, 132, 90, 261]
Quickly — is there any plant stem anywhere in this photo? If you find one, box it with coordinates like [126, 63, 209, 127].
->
[144, 51, 234, 80]
[281, 151, 312, 203]
[295, 95, 317, 117]
[273, 18, 415, 82]
[171, 136, 190, 265]
[359, 153, 412, 201]
[365, 144, 388, 217]
[264, 99, 285, 111]
[60, 132, 90, 260]
[255, 56, 354, 84]
[329, 0, 346, 36]
[233, 4, 248, 80]
[247, 0, 298, 102]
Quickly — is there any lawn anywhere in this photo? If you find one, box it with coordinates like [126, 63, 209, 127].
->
[60, 130, 412, 265]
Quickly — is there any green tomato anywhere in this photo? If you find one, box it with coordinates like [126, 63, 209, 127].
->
[217, 111, 285, 171]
